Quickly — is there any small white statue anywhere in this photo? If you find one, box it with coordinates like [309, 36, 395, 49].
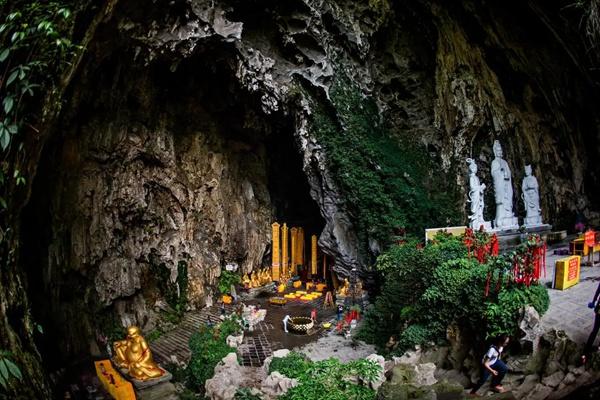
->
[466, 158, 491, 230]
[491, 140, 518, 229]
[521, 165, 543, 227]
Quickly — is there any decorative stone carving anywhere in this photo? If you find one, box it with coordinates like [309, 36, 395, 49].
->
[466, 158, 491, 230]
[491, 140, 519, 229]
[522, 165, 544, 227]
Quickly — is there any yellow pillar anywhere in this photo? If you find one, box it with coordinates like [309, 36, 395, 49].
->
[311, 235, 317, 275]
[271, 222, 280, 281]
[290, 227, 297, 276]
[297, 227, 304, 268]
[282, 223, 289, 280]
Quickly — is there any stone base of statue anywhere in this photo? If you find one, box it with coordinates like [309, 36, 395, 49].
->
[524, 215, 546, 228]
[470, 220, 492, 231]
[493, 216, 519, 231]
[493, 224, 552, 251]
[115, 364, 172, 390]
[240, 282, 276, 299]
[524, 223, 552, 233]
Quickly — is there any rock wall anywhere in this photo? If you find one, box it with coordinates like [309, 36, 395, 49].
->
[15, 0, 600, 369]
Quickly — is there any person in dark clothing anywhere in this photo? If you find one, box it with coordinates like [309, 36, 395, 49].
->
[583, 281, 600, 360]
[470, 336, 510, 395]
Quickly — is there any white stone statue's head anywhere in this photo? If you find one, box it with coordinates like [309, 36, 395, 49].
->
[493, 140, 503, 158]
[525, 164, 532, 176]
[466, 158, 477, 174]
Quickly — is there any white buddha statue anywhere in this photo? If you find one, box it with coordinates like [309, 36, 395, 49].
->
[491, 140, 518, 229]
[466, 158, 491, 230]
[521, 165, 543, 227]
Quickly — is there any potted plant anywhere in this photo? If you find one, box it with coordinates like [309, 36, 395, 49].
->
[218, 270, 240, 303]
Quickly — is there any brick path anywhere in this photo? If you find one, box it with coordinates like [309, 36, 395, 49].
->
[540, 247, 600, 345]
[150, 292, 337, 367]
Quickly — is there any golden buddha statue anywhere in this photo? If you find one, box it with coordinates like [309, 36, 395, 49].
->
[338, 278, 350, 297]
[261, 268, 271, 285]
[113, 326, 164, 381]
[250, 271, 259, 288]
[242, 273, 251, 288]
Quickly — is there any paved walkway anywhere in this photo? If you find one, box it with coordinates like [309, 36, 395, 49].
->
[540, 246, 600, 345]
[150, 290, 337, 367]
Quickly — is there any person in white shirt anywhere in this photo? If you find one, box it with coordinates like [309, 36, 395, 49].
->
[470, 335, 510, 395]
[283, 315, 291, 333]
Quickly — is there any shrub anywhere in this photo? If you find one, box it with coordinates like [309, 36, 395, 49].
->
[268, 352, 310, 379]
[187, 320, 237, 391]
[484, 283, 550, 338]
[357, 235, 467, 348]
[396, 324, 433, 354]
[218, 270, 241, 294]
[358, 234, 550, 354]
[272, 355, 380, 400]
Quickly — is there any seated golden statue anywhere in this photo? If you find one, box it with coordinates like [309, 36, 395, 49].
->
[338, 278, 350, 297]
[250, 271, 260, 288]
[242, 273, 251, 288]
[113, 326, 164, 381]
[261, 268, 272, 285]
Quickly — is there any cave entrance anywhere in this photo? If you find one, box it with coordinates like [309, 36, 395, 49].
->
[18, 39, 330, 374]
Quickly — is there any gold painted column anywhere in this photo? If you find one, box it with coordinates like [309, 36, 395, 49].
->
[290, 227, 297, 276]
[297, 227, 304, 268]
[271, 222, 281, 281]
[311, 235, 317, 275]
[282, 223, 289, 280]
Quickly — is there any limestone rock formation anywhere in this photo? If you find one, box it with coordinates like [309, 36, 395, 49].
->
[4, 1, 600, 395]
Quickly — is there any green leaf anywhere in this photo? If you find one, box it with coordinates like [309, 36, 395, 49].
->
[4, 359, 22, 380]
[0, 48, 9, 62]
[37, 324, 44, 334]
[0, 373, 6, 390]
[1, 128, 10, 150]
[7, 124, 17, 134]
[3, 96, 14, 114]
[0, 196, 7, 209]
[6, 70, 18, 86]
[0, 359, 9, 381]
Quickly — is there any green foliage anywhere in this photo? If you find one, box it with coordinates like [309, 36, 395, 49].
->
[396, 325, 432, 354]
[234, 388, 263, 400]
[485, 284, 550, 338]
[268, 351, 310, 378]
[306, 76, 460, 255]
[187, 317, 240, 391]
[357, 235, 467, 348]
[218, 270, 241, 295]
[0, 1, 80, 211]
[145, 329, 162, 343]
[0, 351, 22, 391]
[164, 361, 187, 384]
[358, 235, 550, 354]
[152, 260, 189, 319]
[270, 354, 380, 400]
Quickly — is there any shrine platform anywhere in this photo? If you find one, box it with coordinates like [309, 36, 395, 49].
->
[150, 283, 337, 368]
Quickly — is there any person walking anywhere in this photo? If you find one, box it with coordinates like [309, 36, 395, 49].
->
[310, 308, 317, 323]
[583, 280, 600, 362]
[336, 304, 344, 321]
[283, 314, 291, 333]
[470, 336, 510, 395]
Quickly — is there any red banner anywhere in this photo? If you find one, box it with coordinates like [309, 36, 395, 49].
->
[568, 257, 579, 281]
[585, 230, 595, 247]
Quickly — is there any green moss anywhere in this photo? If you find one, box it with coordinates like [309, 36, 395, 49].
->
[307, 75, 460, 257]
[151, 260, 189, 319]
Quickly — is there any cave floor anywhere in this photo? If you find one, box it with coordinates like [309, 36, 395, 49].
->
[540, 244, 600, 345]
[151, 290, 338, 368]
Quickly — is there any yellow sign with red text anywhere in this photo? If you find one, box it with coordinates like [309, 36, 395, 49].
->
[554, 256, 580, 290]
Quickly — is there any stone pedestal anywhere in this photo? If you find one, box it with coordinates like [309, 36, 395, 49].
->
[493, 216, 519, 231]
